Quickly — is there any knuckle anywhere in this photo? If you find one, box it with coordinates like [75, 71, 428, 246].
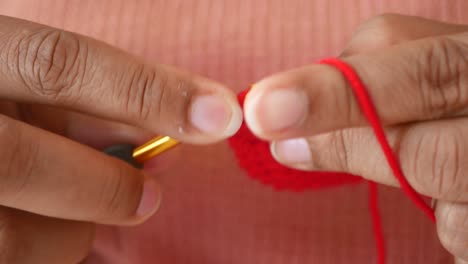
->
[119, 65, 192, 130]
[119, 64, 157, 121]
[96, 167, 142, 220]
[348, 13, 406, 52]
[417, 37, 468, 118]
[410, 129, 463, 198]
[441, 203, 468, 232]
[14, 29, 88, 101]
[308, 130, 353, 172]
[329, 130, 352, 172]
[360, 13, 401, 36]
[0, 116, 39, 201]
[97, 169, 125, 219]
[438, 204, 468, 259]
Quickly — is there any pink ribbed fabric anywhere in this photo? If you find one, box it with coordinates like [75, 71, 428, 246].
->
[1, 0, 466, 263]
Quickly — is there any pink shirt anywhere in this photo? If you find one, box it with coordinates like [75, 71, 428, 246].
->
[1, 0, 466, 263]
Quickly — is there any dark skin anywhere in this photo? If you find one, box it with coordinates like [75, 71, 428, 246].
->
[0, 16, 242, 263]
[245, 15, 468, 263]
[0, 3, 466, 264]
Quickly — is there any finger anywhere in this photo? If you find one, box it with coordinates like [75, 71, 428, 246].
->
[30, 105, 155, 148]
[0, 114, 161, 225]
[9, 105, 181, 174]
[6, 104, 154, 149]
[64, 111, 154, 149]
[244, 32, 468, 140]
[62, 112, 182, 174]
[271, 118, 468, 202]
[341, 14, 468, 56]
[0, 16, 242, 143]
[0, 207, 94, 264]
[456, 258, 468, 264]
[436, 201, 468, 262]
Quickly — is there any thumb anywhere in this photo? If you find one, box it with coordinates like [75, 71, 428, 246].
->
[243, 33, 468, 140]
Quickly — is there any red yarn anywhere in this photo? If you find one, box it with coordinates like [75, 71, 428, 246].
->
[229, 90, 363, 191]
[320, 58, 436, 222]
[227, 58, 435, 264]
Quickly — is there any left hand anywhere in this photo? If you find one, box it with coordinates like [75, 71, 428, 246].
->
[243, 14, 468, 263]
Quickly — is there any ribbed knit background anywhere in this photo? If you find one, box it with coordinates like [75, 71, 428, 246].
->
[1, 1, 466, 263]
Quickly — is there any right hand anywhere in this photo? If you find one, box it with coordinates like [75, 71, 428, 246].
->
[243, 14, 468, 263]
[0, 15, 242, 263]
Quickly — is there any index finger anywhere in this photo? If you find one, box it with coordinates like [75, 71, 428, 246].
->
[0, 16, 242, 143]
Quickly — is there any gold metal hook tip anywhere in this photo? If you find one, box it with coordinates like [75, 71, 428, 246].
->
[132, 136, 179, 163]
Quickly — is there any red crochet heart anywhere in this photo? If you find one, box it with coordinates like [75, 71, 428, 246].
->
[228, 89, 363, 192]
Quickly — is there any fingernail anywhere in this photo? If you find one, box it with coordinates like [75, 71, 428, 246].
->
[190, 94, 242, 136]
[271, 138, 311, 164]
[246, 88, 307, 134]
[136, 178, 162, 218]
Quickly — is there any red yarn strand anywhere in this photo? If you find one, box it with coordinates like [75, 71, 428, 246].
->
[320, 58, 436, 222]
[228, 58, 435, 264]
[369, 182, 385, 264]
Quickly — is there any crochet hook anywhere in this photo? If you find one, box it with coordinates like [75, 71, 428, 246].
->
[103, 136, 179, 168]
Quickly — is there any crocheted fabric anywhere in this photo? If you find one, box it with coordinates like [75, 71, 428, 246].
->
[227, 58, 435, 264]
[228, 89, 363, 191]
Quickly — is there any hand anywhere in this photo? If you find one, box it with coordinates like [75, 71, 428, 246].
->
[243, 14, 468, 263]
[0, 15, 242, 263]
